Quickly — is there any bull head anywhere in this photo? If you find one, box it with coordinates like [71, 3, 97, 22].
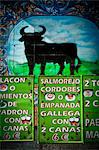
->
[19, 25, 46, 42]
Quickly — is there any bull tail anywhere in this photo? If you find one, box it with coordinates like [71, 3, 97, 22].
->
[75, 57, 81, 73]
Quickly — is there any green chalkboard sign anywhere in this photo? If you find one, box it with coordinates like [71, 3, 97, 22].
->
[0, 76, 34, 141]
[83, 75, 99, 142]
[38, 76, 83, 143]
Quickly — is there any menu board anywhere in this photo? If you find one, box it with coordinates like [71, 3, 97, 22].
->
[0, 76, 34, 141]
[38, 76, 83, 143]
[83, 75, 99, 142]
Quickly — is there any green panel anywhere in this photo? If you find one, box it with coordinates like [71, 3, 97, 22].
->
[83, 75, 99, 142]
[0, 76, 34, 141]
[38, 76, 83, 143]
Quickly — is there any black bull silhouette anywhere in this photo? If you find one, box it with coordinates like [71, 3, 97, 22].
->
[19, 25, 81, 75]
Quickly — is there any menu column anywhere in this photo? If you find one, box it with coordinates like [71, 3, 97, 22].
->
[83, 75, 99, 142]
[0, 76, 34, 141]
[38, 76, 83, 143]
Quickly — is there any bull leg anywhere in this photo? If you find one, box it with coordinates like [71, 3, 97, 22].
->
[58, 63, 64, 75]
[41, 64, 45, 75]
[29, 64, 34, 75]
[27, 56, 34, 75]
[70, 59, 75, 75]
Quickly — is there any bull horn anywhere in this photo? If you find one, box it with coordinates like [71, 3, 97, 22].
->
[39, 25, 46, 35]
[20, 26, 28, 35]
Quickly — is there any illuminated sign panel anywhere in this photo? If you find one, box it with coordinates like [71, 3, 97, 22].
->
[83, 75, 99, 142]
[38, 76, 83, 143]
[0, 76, 34, 141]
